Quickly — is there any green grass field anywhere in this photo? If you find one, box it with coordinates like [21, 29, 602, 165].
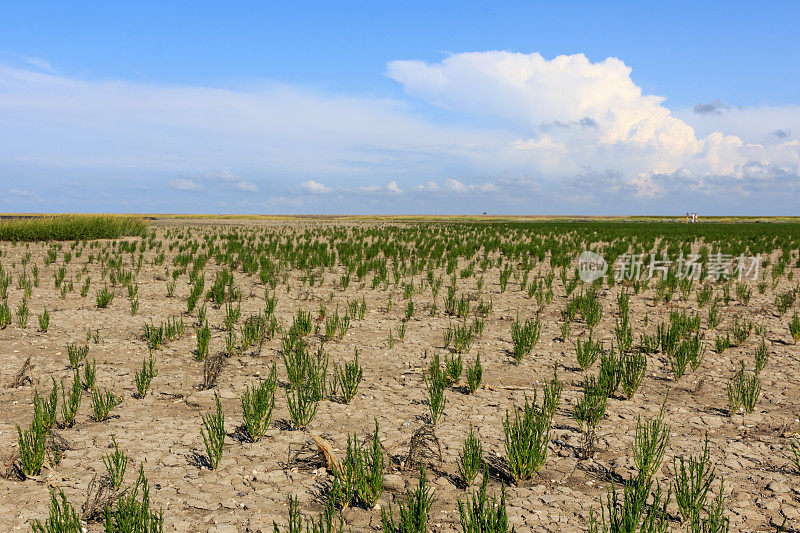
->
[0, 215, 147, 241]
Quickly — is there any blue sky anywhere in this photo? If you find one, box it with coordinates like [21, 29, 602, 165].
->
[1, 1, 799, 214]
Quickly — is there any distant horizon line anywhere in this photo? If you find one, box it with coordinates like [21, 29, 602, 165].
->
[2, 213, 799, 221]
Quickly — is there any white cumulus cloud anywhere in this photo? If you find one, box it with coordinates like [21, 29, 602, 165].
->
[301, 180, 332, 194]
[444, 178, 471, 193]
[440, 178, 498, 193]
[387, 51, 696, 154]
[169, 178, 203, 191]
[387, 51, 799, 184]
[236, 181, 259, 192]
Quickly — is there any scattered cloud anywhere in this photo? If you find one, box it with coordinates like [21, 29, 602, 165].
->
[300, 180, 332, 194]
[236, 181, 259, 192]
[0, 51, 798, 213]
[676, 104, 800, 144]
[169, 178, 203, 191]
[353, 185, 381, 193]
[10, 188, 33, 196]
[207, 169, 240, 181]
[693, 100, 730, 115]
[438, 178, 499, 194]
[444, 179, 470, 193]
[22, 56, 54, 72]
[267, 195, 303, 206]
[541, 116, 599, 131]
[0, 52, 55, 73]
[417, 181, 440, 192]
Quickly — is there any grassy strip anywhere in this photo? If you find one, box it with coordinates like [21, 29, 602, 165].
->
[0, 215, 147, 241]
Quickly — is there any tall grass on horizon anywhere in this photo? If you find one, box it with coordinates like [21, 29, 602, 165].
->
[0, 215, 147, 241]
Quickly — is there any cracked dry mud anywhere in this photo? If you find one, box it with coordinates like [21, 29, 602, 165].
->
[1, 219, 799, 532]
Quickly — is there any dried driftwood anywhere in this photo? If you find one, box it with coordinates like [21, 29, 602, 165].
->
[81, 473, 119, 522]
[287, 433, 340, 473]
[202, 352, 225, 389]
[46, 431, 73, 465]
[9, 356, 33, 388]
[405, 424, 442, 471]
